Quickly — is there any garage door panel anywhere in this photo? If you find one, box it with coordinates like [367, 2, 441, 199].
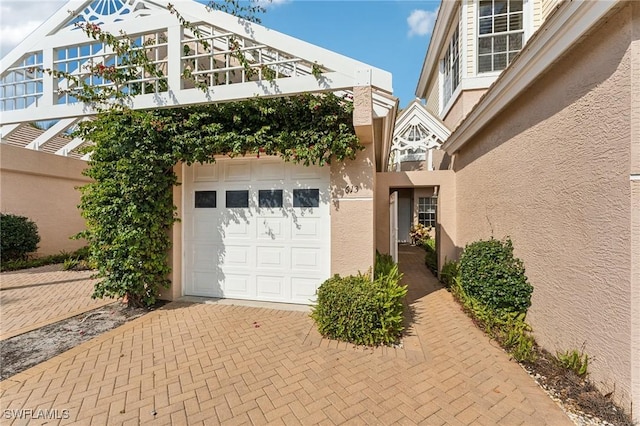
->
[289, 163, 326, 180]
[194, 163, 219, 182]
[291, 247, 323, 273]
[223, 219, 252, 239]
[256, 275, 286, 300]
[224, 161, 251, 181]
[222, 245, 252, 267]
[291, 218, 322, 239]
[254, 160, 285, 181]
[223, 274, 252, 295]
[191, 272, 223, 297]
[257, 217, 286, 240]
[192, 217, 223, 241]
[256, 246, 285, 269]
[191, 243, 223, 270]
[290, 277, 320, 303]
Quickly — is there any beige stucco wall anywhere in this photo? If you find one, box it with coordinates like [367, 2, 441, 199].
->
[443, 89, 486, 131]
[376, 171, 456, 273]
[0, 145, 90, 256]
[331, 143, 376, 276]
[453, 4, 636, 411]
[160, 164, 184, 302]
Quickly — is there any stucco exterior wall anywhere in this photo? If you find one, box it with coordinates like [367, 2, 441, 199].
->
[331, 143, 376, 276]
[376, 171, 456, 273]
[453, 4, 635, 410]
[443, 89, 486, 131]
[0, 145, 90, 256]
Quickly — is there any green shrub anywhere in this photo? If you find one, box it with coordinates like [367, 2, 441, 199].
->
[0, 213, 40, 262]
[451, 278, 537, 362]
[557, 349, 589, 378]
[422, 238, 437, 274]
[458, 238, 532, 314]
[440, 259, 459, 288]
[0, 247, 90, 272]
[311, 262, 407, 346]
[374, 251, 395, 279]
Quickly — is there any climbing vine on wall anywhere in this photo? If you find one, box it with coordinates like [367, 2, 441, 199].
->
[77, 94, 360, 307]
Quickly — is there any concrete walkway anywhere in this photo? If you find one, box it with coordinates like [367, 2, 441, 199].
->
[0, 246, 572, 425]
[0, 264, 114, 341]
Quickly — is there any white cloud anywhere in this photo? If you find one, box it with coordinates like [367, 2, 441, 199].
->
[0, 1, 66, 57]
[407, 9, 437, 38]
[256, 0, 290, 7]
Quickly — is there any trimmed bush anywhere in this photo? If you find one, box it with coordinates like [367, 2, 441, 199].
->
[311, 255, 407, 346]
[458, 237, 532, 314]
[0, 213, 40, 262]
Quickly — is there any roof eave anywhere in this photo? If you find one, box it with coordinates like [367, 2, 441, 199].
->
[415, 0, 458, 99]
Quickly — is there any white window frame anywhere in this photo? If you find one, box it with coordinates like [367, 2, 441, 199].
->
[441, 26, 460, 108]
[477, 0, 526, 74]
[418, 196, 437, 228]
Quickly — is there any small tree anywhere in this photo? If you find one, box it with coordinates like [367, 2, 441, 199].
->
[0, 213, 40, 262]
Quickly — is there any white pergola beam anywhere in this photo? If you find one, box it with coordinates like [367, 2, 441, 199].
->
[25, 117, 78, 150]
[0, 124, 21, 141]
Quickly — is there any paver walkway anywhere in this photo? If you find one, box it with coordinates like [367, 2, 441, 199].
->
[0, 246, 572, 425]
[0, 265, 114, 341]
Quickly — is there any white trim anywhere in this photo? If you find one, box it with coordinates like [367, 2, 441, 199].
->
[25, 117, 78, 150]
[441, 85, 462, 119]
[442, 0, 618, 153]
[631, 175, 640, 182]
[461, 0, 469, 79]
[0, 124, 21, 141]
[416, 0, 458, 98]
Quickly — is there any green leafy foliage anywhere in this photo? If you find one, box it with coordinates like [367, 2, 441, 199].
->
[374, 251, 395, 279]
[439, 258, 459, 288]
[77, 94, 360, 307]
[451, 277, 537, 362]
[422, 237, 437, 274]
[0, 247, 89, 272]
[311, 254, 407, 346]
[458, 238, 533, 314]
[0, 213, 40, 262]
[557, 349, 589, 378]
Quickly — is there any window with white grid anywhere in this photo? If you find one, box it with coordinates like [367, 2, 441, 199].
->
[418, 197, 437, 228]
[442, 27, 460, 107]
[478, 0, 524, 73]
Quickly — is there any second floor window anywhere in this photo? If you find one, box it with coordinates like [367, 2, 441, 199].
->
[442, 27, 460, 107]
[478, 0, 524, 73]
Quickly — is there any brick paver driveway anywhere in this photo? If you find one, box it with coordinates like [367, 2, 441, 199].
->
[0, 265, 114, 341]
[0, 246, 571, 425]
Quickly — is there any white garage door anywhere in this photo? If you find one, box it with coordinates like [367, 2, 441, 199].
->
[183, 158, 331, 304]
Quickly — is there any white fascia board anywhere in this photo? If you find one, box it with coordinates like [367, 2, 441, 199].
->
[442, 0, 618, 154]
[415, 0, 458, 99]
[0, 72, 357, 125]
[170, 2, 393, 93]
[395, 101, 451, 140]
[25, 117, 78, 150]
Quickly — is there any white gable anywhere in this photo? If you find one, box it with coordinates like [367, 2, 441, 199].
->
[390, 99, 450, 171]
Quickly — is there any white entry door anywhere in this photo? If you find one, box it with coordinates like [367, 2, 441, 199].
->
[183, 158, 331, 304]
[390, 191, 398, 262]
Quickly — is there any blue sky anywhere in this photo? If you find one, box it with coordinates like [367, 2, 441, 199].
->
[0, 0, 441, 108]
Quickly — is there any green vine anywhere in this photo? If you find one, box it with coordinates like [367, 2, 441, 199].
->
[76, 93, 360, 307]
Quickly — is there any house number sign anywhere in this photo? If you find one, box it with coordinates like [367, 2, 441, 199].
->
[344, 185, 360, 194]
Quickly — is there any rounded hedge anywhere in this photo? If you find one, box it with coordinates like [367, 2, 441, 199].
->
[458, 238, 532, 313]
[311, 266, 406, 346]
[0, 213, 40, 262]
